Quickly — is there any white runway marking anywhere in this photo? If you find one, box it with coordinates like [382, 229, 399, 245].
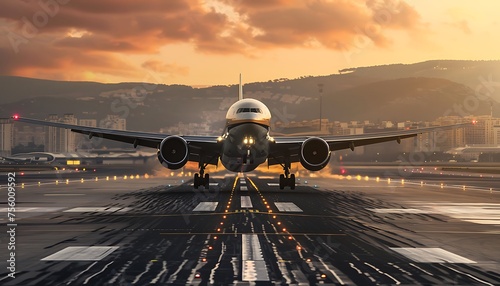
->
[274, 202, 303, 212]
[190, 183, 219, 186]
[371, 203, 500, 225]
[368, 208, 429, 214]
[242, 234, 270, 281]
[267, 183, 279, 187]
[64, 207, 131, 213]
[390, 248, 476, 263]
[42, 246, 119, 261]
[241, 196, 253, 208]
[193, 202, 219, 212]
[0, 207, 63, 213]
[241, 186, 248, 191]
[44, 194, 86, 196]
[418, 203, 500, 225]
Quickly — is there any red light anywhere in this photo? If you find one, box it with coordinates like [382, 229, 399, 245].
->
[472, 120, 477, 125]
[340, 169, 346, 174]
[13, 114, 19, 120]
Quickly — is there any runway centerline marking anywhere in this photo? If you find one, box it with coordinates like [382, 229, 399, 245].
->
[241, 196, 253, 208]
[41, 246, 119, 261]
[193, 202, 219, 212]
[242, 234, 270, 282]
[390, 247, 476, 264]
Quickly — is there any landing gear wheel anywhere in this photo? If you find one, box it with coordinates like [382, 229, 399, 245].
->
[193, 173, 210, 189]
[194, 173, 200, 188]
[204, 174, 210, 189]
[279, 174, 285, 190]
[290, 174, 296, 190]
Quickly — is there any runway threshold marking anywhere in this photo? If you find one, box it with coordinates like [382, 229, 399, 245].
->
[241, 196, 253, 208]
[41, 246, 119, 261]
[367, 208, 428, 214]
[390, 247, 476, 263]
[44, 194, 86, 196]
[64, 207, 131, 213]
[274, 202, 303, 213]
[242, 234, 270, 282]
[193, 202, 219, 212]
[375, 203, 500, 225]
[0, 207, 63, 213]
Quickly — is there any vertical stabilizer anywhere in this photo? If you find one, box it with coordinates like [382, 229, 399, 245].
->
[239, 73, 243, 101]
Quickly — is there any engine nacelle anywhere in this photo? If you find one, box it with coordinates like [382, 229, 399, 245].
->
[157, 136, 189, 169]
[300, 137, 331, 171]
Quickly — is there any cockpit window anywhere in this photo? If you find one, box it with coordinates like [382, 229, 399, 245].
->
[237, 108, 262, 114]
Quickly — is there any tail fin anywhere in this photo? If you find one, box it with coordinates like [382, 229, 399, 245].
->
[238, 73, 243, 101]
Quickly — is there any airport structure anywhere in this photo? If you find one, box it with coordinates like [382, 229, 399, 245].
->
[0, 118, 14, 156]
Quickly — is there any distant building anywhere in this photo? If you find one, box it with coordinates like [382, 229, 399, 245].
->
[0, 119, 14, 156]
[13, 125, 45, 146]
[79, 119, 97, 127]
[74, 119, 98, 150]
[45, 114, 77, 153]
[494, 126, 500, 145]
[99, 115, 126, 130]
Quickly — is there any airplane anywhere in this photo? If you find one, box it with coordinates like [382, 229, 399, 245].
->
[9, 76, 471, 189]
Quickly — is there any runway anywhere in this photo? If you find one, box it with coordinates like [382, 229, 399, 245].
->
[1, 167, 499, 285]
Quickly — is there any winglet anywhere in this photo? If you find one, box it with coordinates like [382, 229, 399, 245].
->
[238, 73, 243, 101]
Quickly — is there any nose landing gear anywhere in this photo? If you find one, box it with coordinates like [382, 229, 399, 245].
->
[194, 161, 210, 189]
[279, 163, 295, 190]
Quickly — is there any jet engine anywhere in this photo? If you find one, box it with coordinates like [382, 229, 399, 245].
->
[157, 136, 189, 169]
[300, 137, 331, 171]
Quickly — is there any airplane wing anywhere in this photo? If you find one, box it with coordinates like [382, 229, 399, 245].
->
[267, 123, 471, 166]
[10, 116, 221, 166]
[10, 115, 471, 168]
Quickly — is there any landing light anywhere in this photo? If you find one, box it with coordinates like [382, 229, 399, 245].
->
[243, 136, 255, 145]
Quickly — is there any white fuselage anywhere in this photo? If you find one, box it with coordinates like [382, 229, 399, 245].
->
[221, 99, 272, 172]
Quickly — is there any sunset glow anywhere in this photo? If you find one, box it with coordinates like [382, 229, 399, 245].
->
[0, 0, 498, 85]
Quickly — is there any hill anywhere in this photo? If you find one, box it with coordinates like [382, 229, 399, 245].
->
[1, 60, 499, 132]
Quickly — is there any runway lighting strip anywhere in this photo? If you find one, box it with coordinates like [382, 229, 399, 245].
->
[332, 173, 496, 193]
[5, 173, 152, 189]
[196, 176, 239, 281]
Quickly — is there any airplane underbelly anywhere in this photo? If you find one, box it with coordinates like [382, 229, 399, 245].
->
[221, 155, 266, 172]
[220, 123, 269, 173]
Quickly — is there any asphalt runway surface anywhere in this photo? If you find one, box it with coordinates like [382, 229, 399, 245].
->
[1, 166, 499, 285]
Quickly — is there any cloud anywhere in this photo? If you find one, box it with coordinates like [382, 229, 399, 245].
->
[452, 20, 472, 34]
[0, 0, 422, 82]
[223, 0, 422, 50]
[141, 60, 189, 77]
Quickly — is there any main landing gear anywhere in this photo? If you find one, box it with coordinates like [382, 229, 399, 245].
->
[194, 163, 209, 189]
[279, 163, 295, 190]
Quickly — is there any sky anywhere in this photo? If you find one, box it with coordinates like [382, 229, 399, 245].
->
[0, 0, 499, 86]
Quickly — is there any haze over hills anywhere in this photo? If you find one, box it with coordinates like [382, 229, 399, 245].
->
[1, 60, 499, 133]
